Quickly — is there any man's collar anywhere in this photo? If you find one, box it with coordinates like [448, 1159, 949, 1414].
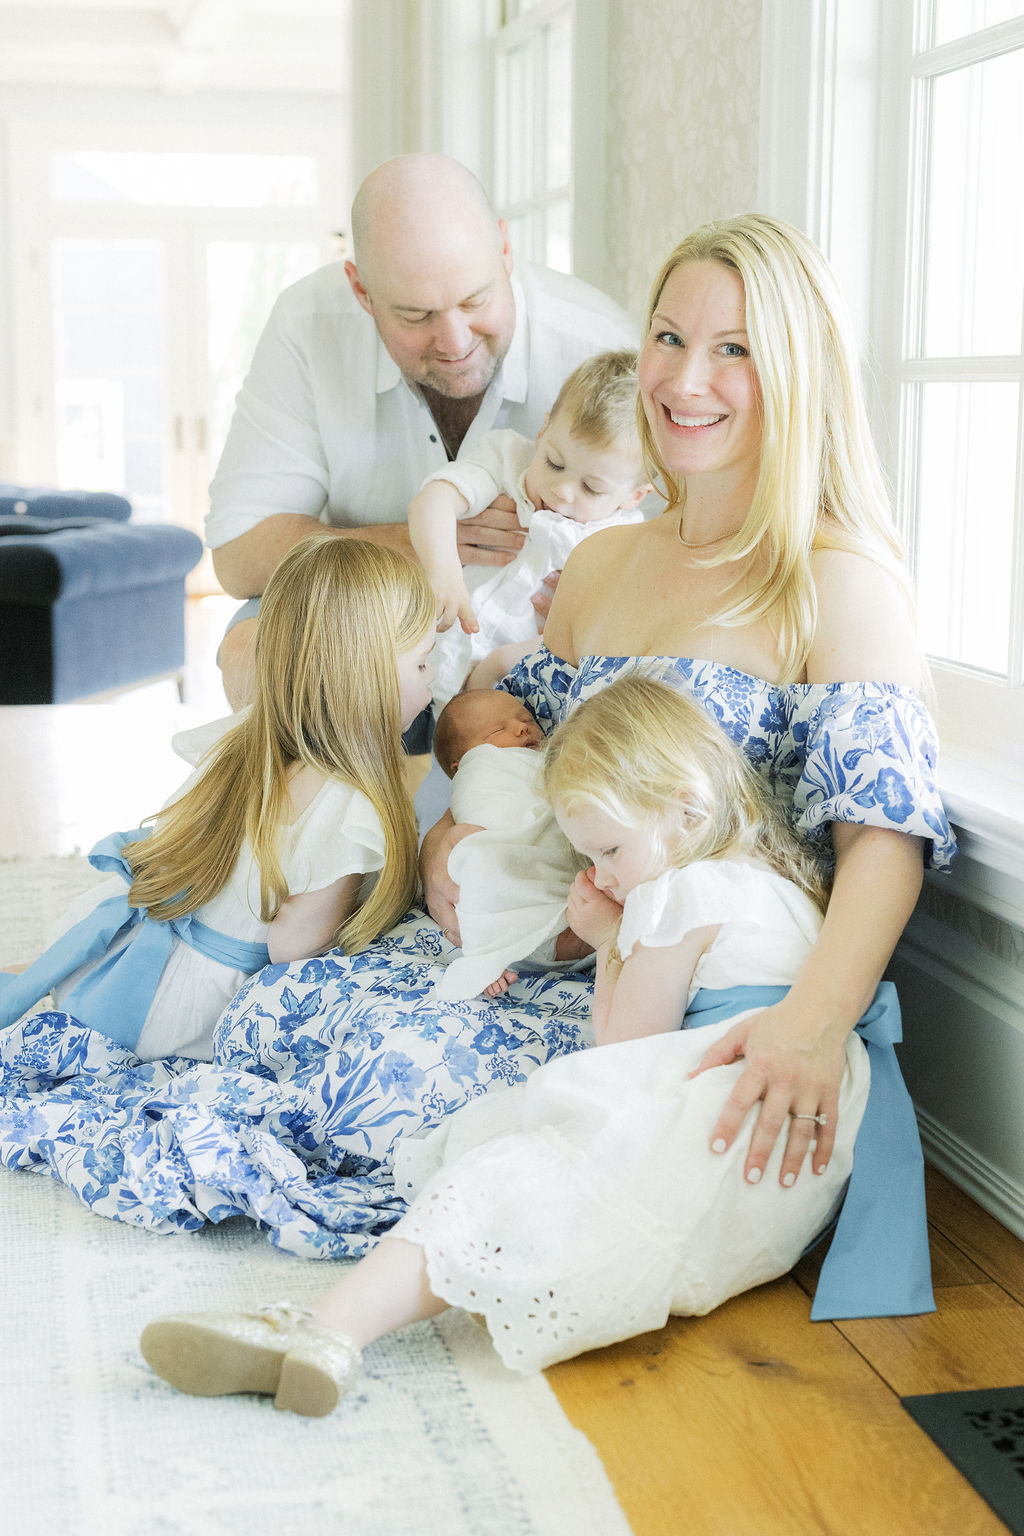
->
[500, 269, 528, 404]
[375, 337, 402, 395]
[373, 268, 529, 403]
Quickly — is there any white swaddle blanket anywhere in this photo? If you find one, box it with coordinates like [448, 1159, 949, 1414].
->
[437, 744, 587, 1000]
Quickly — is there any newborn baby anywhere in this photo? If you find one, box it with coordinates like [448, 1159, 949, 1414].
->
[433, 691, 588, 1000]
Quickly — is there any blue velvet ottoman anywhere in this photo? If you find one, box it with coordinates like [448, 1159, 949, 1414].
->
[0, 488, 203, 704]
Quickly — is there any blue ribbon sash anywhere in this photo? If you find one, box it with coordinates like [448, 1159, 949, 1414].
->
[683, 981, 935, 1321]
[0, 829, 271, 1050]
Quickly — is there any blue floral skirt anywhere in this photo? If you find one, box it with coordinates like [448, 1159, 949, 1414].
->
[0, 910, 592, 1258]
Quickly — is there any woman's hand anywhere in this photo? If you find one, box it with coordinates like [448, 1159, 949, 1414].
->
[553, 926, 595, 964]
[566, 868, 622, 951]
[689, 997, 849, 1187]
[419, 813, 479, 941]
[693, 824, 925, 1187]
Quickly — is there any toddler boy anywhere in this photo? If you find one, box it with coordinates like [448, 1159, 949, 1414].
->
[409, 350, 651, 710]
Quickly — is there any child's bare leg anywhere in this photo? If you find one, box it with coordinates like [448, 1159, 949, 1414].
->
[272, 1235, 447, 1416]
[484, 969, 519, 998]
[309, 1234, 446, 1349]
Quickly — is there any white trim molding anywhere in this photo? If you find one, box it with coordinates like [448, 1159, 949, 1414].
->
[917, 1107, 1024, 1242]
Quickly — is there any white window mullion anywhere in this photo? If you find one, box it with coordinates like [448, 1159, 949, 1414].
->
[492, 0, 572, 273]
[1011, 372, 1024, 688]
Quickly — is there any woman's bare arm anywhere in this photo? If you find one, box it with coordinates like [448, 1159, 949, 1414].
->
[691, 551, 928, 1185]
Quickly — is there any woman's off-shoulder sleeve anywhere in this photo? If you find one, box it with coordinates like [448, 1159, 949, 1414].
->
[497, 645, 577, 733]
[791, 685, 957, 871]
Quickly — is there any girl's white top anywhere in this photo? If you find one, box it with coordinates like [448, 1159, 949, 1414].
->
[617, 857, 824, 1004]
[53, 715, 387, 1061]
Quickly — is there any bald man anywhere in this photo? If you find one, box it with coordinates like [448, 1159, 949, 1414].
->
[207, 154, 636, 715]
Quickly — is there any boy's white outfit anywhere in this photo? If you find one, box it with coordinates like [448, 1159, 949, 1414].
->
[424, 430, 645, 710]
[437, 742, 587, 1000]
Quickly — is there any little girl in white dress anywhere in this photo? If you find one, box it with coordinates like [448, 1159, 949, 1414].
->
[0, 535, 437, 1060]
[141, 675, 870, 1414]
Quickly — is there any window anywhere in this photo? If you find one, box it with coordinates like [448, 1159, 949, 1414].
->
[412, 0, 608, 291]
[51, 152, 318, 208]
[11, 126, 340, 553]
[893, 7, 1024, 721]
[761, 2, 1024, 773]
[492, 0, 573, 272]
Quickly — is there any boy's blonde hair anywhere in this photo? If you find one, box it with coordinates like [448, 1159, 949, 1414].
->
[543, 674, 830, 913]
[550, 349, 645, 473]
[638, 213, 913, 682]
[126, 536, 436, 955]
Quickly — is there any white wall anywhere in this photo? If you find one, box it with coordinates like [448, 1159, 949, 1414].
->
[603, 0, 762, 318]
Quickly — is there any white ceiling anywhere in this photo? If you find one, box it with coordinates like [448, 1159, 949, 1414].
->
[0, 0, 349, 94]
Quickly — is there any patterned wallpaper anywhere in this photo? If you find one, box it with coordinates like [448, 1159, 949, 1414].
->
[603, 0, 763, 319]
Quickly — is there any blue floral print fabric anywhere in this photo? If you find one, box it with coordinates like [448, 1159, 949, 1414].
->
[501, 649, 955, 870]
[0, 909, 591, 1258]
[0, 650, 953, 1253]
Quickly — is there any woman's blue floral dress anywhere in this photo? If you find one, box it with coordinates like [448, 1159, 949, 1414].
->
[0, 649, 954, 1260]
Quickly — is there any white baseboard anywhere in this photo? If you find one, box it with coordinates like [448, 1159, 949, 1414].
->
[918, 1104, 1024, 1241]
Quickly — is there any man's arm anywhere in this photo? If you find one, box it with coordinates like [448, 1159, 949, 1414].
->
[212, 514, 416, 599]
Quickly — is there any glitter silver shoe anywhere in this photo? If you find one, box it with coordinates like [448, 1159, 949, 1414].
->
[274, 1326, 362, 1418]
[140, 1301, 313, 1400]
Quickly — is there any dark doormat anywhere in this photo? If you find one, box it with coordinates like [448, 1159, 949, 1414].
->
[902, 1385, 1024, 1533]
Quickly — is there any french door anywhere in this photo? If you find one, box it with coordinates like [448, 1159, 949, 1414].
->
[10, 134, 342, 590]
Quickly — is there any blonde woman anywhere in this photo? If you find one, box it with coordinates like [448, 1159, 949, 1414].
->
[0, 535, 436, 1060]
[419, 214, 954, 1311]
[139, 677, 870, 1412]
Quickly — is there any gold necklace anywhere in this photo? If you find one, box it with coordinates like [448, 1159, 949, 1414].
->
[676, 507, 733, 549]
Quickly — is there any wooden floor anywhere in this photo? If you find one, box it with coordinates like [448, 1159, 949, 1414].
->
[3, 598, 1023, 1534]
[550, 1166, 1024, 1534]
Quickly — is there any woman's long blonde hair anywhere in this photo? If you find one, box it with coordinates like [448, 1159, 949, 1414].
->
[126, 535, 436, 954]
[638, 212, 912, 682]
[543, 675, 830, 913]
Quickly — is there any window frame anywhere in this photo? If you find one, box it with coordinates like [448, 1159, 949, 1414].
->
[760, 1, 1024, 766]
[893, 11, 1024, 752]
[491, 0, 574, 273]
[759, 0, 1024, 910]
[412, 0, 609, 290]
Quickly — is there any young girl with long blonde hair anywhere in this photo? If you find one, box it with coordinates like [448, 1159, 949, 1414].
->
[0, 535, 436, 1060]
[140, 675, 871, 1413]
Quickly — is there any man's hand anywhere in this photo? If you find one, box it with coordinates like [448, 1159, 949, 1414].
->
[456, 495, 525, 569]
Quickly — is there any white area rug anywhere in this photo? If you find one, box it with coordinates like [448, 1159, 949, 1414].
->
[0, 852, 106, 966]
[0, 858, 632, 1536]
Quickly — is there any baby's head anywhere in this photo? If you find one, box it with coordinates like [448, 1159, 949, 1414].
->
[434, 690, 544, 777]
[524, 350, 651, 526]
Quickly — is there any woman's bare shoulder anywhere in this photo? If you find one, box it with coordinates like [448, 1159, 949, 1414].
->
[571, 519, 649, 565]
[808, 548, 922, 685]
[545, 523, 651, 660]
